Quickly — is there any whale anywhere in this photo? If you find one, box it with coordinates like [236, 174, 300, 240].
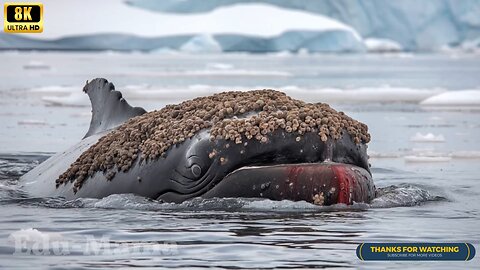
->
[20, 78, 375, 205]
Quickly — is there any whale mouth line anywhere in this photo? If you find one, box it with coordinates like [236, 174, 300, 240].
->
[228, 161, 347, 173]
[202, 162, 376, 205]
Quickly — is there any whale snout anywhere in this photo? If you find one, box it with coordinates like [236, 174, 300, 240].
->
[202, 162, 375, 205]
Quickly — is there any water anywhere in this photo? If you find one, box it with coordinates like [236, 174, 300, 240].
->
[0, 51, 479, 269]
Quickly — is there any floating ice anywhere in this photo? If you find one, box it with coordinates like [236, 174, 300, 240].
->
[23, 61, 50, 70]
[42, 92, 89, 107]
[17, 119, 47, 126]
[450, 151, 480, 159]
[404, 156, 451, 163]
[367, 150, 402, 158]
[281, 86, 445, 103]
[101, 85, 446, 104]
[33, 84, 474, 107]
[144, 85, 444, 103]
[119, 69, 292, 77]
[364, 38, 403, 52]
[206, 62, 234, 70]
[30, 85, 77, 94]
[410, 132, 445, 143]
[420, 90, 480, 107]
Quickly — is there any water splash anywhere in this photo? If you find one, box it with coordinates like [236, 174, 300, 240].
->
[371, 183, 446, 208]
[21, 187, 445, 212]
[0, 153, 446, 211]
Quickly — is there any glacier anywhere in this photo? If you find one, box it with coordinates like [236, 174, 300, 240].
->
[0, 0, 479, 52]
[127, 0, 480, 51]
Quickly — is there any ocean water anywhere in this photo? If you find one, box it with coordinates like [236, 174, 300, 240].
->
[0, 51, 479, 269]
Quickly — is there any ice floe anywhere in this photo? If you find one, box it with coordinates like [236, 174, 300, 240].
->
[17, 119, 48, 126]
[410, 132, 445, 143]
[420, 90, 480, 107]
[364, 38, 403, 52]
[23, 61, 50, 70]
[404, 156, 452, 163]
[42, 92, 89, 107]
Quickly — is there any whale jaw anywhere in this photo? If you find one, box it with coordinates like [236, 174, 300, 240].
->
[201, 162, 375, 205]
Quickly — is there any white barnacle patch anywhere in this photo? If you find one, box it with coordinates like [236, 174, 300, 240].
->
[312, 192, 325, 205]
[220, 157, 227, 165]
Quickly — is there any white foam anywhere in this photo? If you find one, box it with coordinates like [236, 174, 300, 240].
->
[364, 38, 403, 52]
[410, 132, 445, 142]
[420, 90, 480, 107]
[244, 199, 319, 210]
[371, 184, 441, 208]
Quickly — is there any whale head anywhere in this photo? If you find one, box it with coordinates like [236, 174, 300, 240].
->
[157, 126, 373, 205]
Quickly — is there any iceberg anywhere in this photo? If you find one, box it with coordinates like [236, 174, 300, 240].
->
[0, 1, 363, 52]
[2, 0, 479, 52]
[128, 0, 480, 51]
[180, 34, 222, 53]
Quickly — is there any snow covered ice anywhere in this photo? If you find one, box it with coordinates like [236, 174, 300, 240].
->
[4, 0, 479, 53]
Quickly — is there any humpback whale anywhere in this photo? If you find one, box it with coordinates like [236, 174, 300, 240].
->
[20, 78, 375, 205]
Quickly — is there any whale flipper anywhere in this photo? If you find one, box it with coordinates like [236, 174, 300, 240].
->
[83, 78, 146, 138]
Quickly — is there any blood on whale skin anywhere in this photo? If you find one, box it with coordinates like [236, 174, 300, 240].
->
[20, 78, 375, 205]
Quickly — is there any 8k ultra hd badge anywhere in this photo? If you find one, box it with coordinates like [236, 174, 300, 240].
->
[4, 2, 43, 33]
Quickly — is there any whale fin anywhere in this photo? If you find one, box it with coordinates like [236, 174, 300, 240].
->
[83, 78, 146, 138]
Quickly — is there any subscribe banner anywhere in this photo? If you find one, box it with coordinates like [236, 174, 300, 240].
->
[357, 243, 476, 261]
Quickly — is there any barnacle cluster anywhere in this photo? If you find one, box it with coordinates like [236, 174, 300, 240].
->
[57, 89, 370, 192]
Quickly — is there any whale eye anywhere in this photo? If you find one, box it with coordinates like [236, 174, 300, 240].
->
[184, 155, 208, 180]
[191, 164, 202, 178]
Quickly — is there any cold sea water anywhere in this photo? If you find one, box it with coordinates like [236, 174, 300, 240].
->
[0, 51, 479, 269]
